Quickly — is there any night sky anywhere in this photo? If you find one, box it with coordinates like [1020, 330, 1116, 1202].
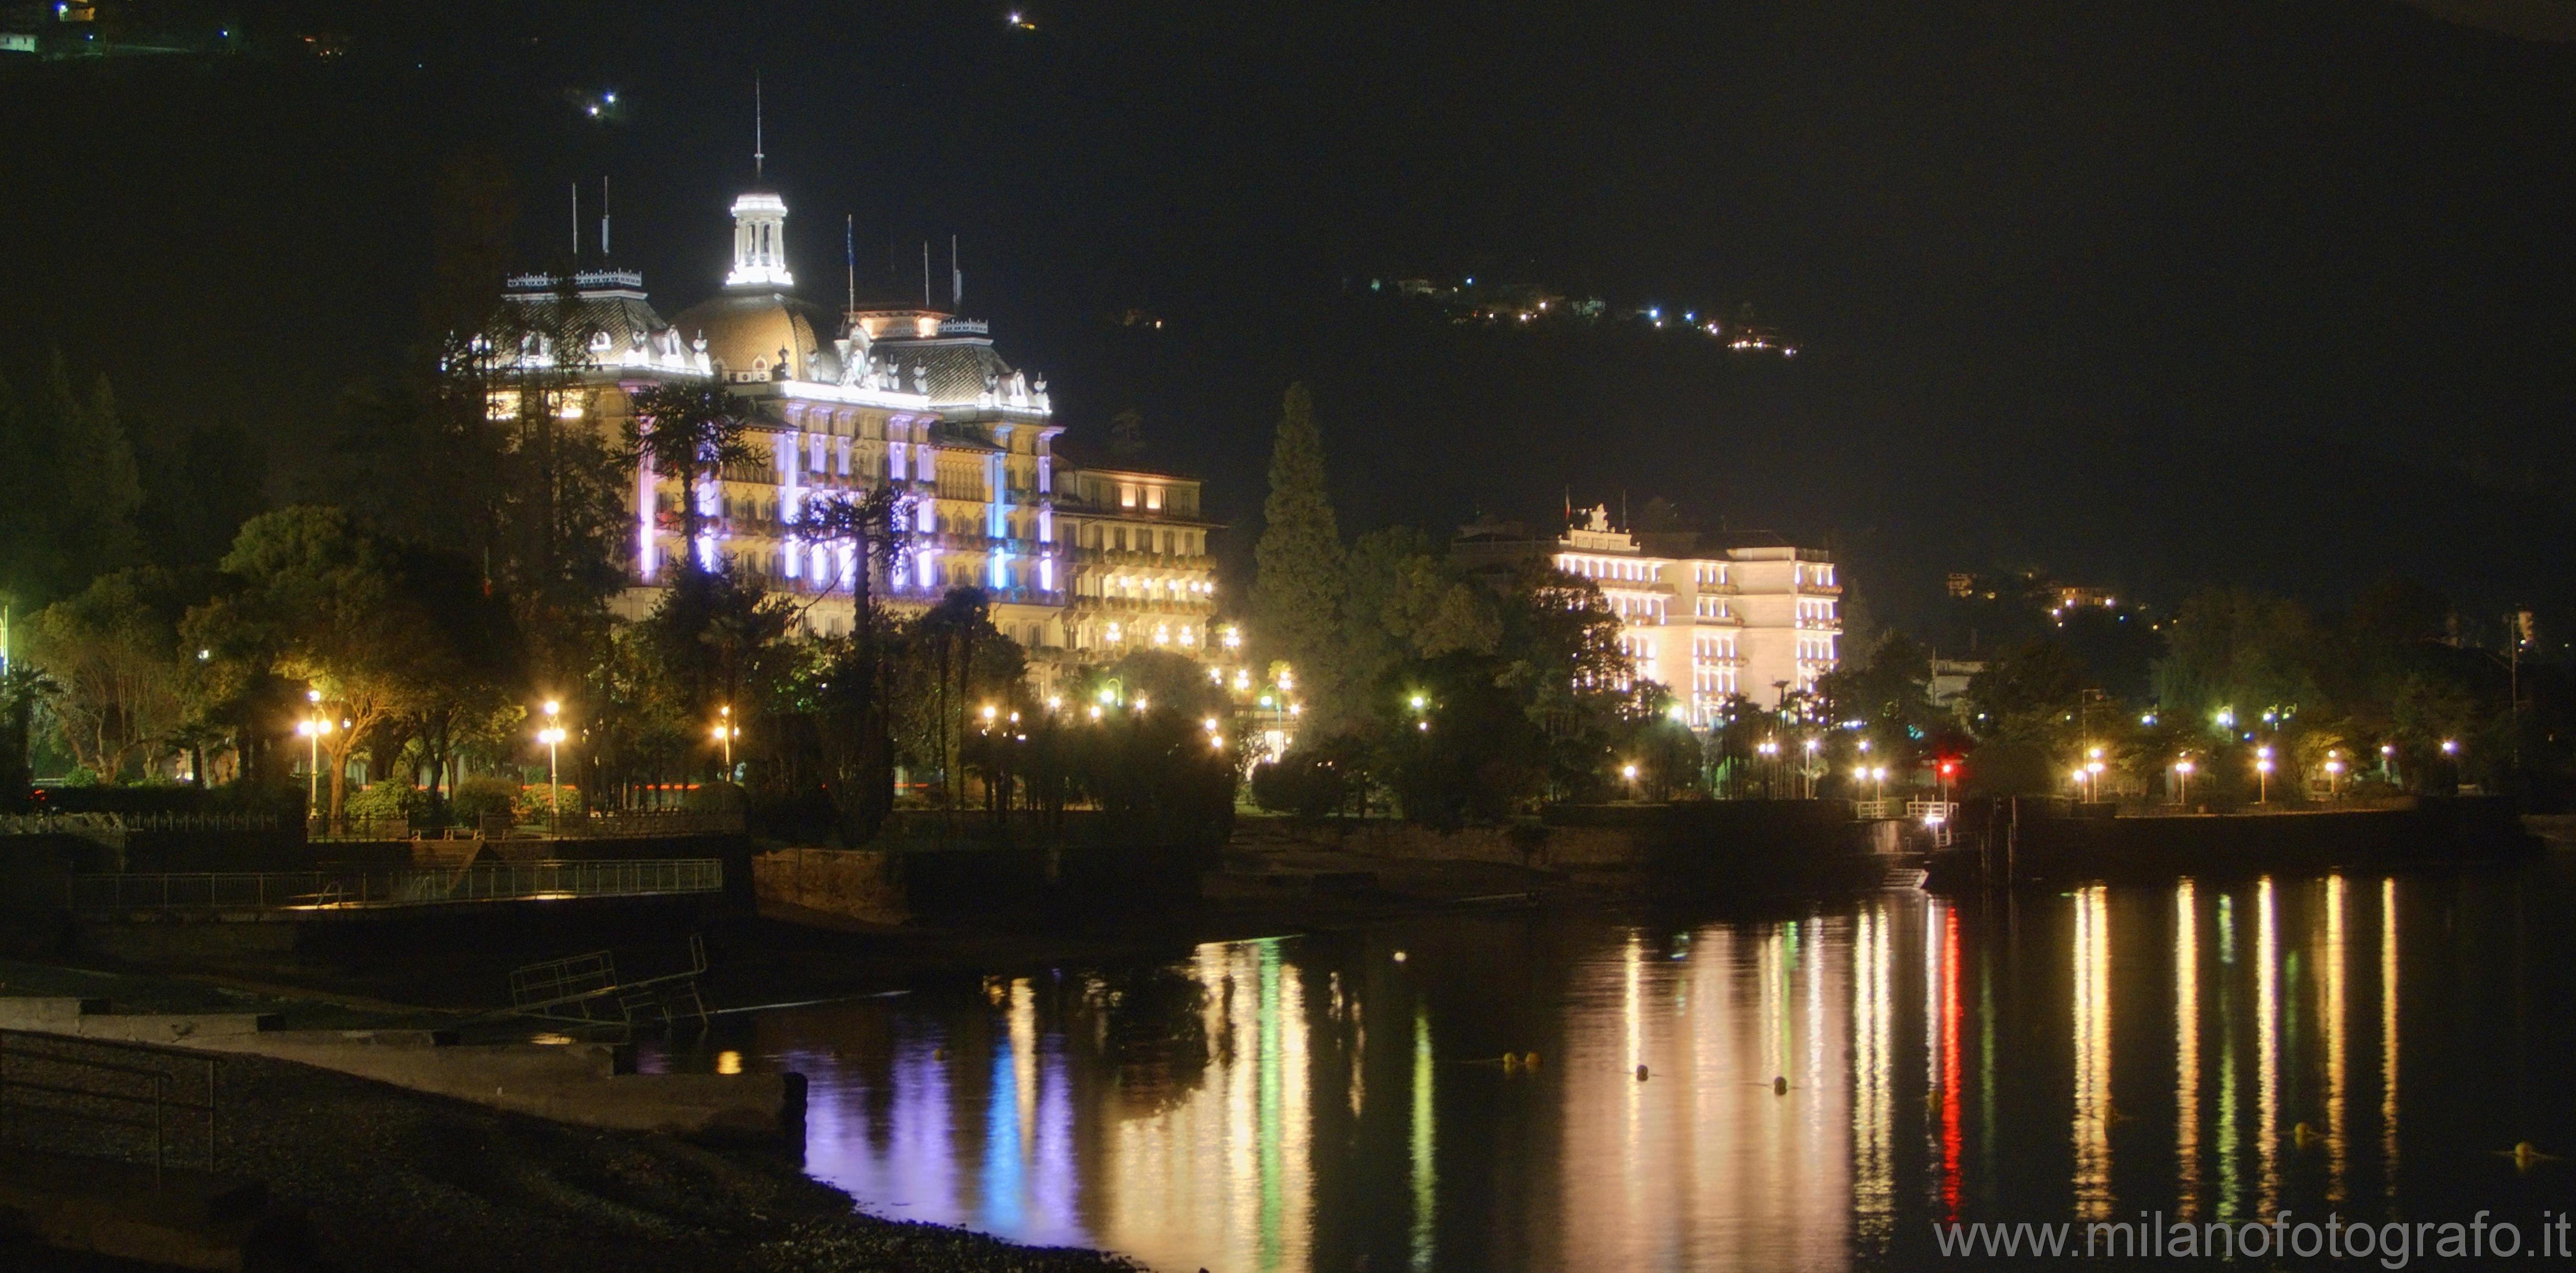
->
[6, 0, 2575, 633]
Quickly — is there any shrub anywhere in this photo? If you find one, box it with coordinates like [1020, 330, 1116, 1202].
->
[514, 782, 585, 817]
[1251, 749, 1348, 821]
[684, 779, 748, 814]
[345, 781, 432, 822]
[450, 775, 519, 824]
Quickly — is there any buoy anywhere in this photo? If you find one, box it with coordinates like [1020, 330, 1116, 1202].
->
[1772, 1075, 1788, 1095]
[933, 1047, 947, 1061]
[2501, 1142, 2560, 1171]
[1635, 1064, 1650, 1081]
[1501, 1054, 1519, 1073]
[1523, 1051, 1541, 1069]
[1392, 950, 1407, 963]
[2292, 1121, 2319, 1149]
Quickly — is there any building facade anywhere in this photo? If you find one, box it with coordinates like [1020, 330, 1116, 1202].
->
[482, 183, 1220, 674]
[1454, 506, 1842, 727]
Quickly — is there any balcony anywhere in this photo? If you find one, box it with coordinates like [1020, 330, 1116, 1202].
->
[1066, 596, 1217, 617]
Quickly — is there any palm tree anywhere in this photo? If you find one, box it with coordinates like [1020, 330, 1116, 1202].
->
[623, 383, 753, 574]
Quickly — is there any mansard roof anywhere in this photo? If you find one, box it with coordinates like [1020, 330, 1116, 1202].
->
[492, 271, 707, 375]
[871, 334, 1018, 408]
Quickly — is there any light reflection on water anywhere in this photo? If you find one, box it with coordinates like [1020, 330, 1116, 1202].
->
[667, 864, 2576, 1271]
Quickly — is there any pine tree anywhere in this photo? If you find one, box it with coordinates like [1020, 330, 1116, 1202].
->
[1251, 383, 1346, 718]
[55, 362, 144, 588]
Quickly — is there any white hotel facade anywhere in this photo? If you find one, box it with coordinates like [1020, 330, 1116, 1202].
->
[1455, 507, 1842, 727]
[480, 182, 1222, 677]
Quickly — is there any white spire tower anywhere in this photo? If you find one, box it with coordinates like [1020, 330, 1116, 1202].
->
[726, 75, 792, 288]
[727, 193, 791, 288]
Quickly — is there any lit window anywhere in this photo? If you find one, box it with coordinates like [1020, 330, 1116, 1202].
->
[1146, 487, 1164, 511]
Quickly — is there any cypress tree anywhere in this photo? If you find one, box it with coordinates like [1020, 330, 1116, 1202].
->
[1251, 383, 1346, 718]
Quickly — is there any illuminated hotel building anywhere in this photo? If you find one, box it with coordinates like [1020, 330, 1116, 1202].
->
[1454, 505, 1842, 726]
[481, 183, 1219, 671]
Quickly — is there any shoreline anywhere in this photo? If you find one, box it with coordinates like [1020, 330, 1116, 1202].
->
[0, 1037, 1147, 1273]
[0, 854, 1597, 1272]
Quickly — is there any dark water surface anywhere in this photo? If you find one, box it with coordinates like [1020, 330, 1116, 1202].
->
[654, 859, 2576, 1270]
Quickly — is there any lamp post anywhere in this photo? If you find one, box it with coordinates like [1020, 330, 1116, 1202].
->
[2324, 753, 2345, 801]
[295, 695, 332, 824]
[1756, 738, 1778, 799]
[2255, 746, 2274, 805]
[2174, 757, 2195, 807]
[538, 699, 565, 833]
[297, 689, 333, 828]
[1803, 738, 1820, 799]
[712, 705, 738, 776]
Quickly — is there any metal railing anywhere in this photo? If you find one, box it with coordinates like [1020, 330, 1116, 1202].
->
[70, 858, 724, 915]
[0, 1029, 217, 1183]
[305, 810, 745, 841]
[126, 812, 283, 833]
[0, 813, 126, 840]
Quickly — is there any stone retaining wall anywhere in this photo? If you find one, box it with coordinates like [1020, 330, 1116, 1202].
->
[751, 847, 909, 924]
[1321, 821, 1644, 868]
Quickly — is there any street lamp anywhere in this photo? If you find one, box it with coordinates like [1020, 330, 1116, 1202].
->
[296, 688, 334, 824]
[2324, 752, 2345, 800]
[2174, 757, 2195, 806]
[712, 705, 738, 773]
[1803, 738, 1821, 799]
[2255, 746, 2274, 805]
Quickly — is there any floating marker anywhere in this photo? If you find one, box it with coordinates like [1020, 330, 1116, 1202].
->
[1635, 1064, 1650, 1081]
[2501, 1141, 2560, 1171]
[1773, 1075, 1788, 1095]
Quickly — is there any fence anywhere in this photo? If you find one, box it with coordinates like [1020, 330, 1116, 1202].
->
[0, 1029, 218, 1182]
[0, 813, 127, 846]
[308, 810, 743, 842]
[69, 858, 724, 915]
[124, 813, 281, 833]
